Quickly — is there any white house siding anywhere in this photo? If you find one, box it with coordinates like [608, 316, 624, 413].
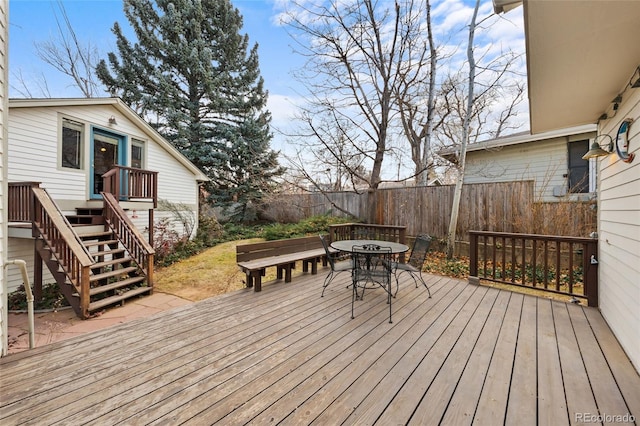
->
[0, 0, 8, 356]
[5, 101, 203, 293]
[8, 107, 88, 201]
[463, 136, 588, 202]
[6, 238, 54, 293]
[597, 89, 640, 371]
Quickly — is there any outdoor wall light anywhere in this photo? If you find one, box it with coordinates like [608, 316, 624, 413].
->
[108, 116, 118, 125]
[582, 134, 613, 160]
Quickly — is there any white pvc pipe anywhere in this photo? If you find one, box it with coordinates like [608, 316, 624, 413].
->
[4, 259, 35, 349]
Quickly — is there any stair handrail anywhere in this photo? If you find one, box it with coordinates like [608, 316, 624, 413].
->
[101, 192, 155, 283]
[31, 188, 93, 313]
[102, 165, 158, 207]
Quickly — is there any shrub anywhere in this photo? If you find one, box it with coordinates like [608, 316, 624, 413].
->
[8, 283, 69, 311]
[195, 214, 224, 247]
[153, 217, 185, 265]
[262, 215, 354, 240]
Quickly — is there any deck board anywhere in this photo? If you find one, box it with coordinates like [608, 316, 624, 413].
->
[570, 303, 632, 419]
[1, 268, 639, 425]
[439, 290, 512, 426]
[506, 293, 538, 426]
[537, 298, 569, 425]
[473, 291, 523, 425]
[408, 286, 498, 425]
[552, 301, 600, 424]
[582, 308, 640, 418]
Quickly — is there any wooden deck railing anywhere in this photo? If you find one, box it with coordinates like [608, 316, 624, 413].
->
[102, 192, 155, 284]
[8, 182, 41, 222]
[31, 187, 94, 314]
[469, 230, 598, 307]
[328, 223, 407, 244]
[102, 166, 158, 207]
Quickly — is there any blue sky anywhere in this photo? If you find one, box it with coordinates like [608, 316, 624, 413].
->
[8, 0, 300, 97]
[8, 0, 527, 168]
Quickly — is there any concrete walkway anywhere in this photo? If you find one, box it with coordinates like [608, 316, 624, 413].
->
[6, 292, 192, 355]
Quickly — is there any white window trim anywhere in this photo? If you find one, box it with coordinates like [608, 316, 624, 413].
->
[131, 138, 147, 169]
[58, 115, 86, 172]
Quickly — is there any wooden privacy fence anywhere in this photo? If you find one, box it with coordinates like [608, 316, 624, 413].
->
[263, 181, 597, 241]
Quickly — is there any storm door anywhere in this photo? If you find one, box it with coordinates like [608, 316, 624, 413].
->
[91, 129, 126, 199]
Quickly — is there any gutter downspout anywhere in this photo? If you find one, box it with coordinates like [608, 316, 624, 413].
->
[4, 260, 35, 349]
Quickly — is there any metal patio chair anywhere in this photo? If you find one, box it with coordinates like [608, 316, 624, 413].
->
[320, 234, 353, 297]
[351, 244, 394, 323]
[392, 234, 432, 298]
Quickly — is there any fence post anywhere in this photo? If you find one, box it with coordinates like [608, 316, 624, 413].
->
[468, 231, 479, 285]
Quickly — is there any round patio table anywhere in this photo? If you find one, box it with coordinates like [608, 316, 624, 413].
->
[330, 239, 409, 254]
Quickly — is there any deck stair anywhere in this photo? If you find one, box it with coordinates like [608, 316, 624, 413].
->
[31, 188, 153, 318]
[77, 225, 151, 314]
[66, 207, 105, 225]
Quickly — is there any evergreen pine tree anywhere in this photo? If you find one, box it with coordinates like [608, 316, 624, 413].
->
[96, 0, 283, 221]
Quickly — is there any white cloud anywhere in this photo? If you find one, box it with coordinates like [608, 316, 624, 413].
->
[267, 93, 305, 153]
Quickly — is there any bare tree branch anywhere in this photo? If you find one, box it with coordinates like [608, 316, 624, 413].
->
[33, 0, 101, 97]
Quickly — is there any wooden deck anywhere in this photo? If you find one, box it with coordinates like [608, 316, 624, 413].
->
[1, 271, 639, 425]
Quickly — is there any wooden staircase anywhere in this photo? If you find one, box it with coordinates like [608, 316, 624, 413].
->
[76, 222, 152, 313]
[31, 188, 154, 319]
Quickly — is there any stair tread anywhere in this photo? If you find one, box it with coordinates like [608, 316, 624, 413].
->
[89, 276, 146, 296]
[94, 248, 126, 256]
[92, 257, 133, 269]
[84, 239, 119, 248]
[90, 266, 139, 282]
[79, 231, 113, 239]
[89, 286, 152, 311]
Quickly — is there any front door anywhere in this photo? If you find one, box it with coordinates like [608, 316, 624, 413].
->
[91, 129, 126, 199]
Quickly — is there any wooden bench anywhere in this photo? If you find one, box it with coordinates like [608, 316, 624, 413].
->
[236, 236, 333, 292]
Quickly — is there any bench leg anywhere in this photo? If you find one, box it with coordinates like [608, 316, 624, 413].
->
[249, 270, 265, 292]
[284, 262, 295, 282]
[303, 258, 319, 275]
[277, 263, 296, 283]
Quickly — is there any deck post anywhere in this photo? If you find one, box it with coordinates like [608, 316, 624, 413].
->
[584, 240, 599, 307]
[468, 232, 479, 285]
[33, 241, 43, 301]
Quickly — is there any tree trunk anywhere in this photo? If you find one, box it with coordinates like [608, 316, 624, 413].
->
[445, 0, 479, 259]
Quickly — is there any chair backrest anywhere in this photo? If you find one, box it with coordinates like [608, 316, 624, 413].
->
[407, 235, 432, 268]
[352, 244, 392, 284]
[319, 234, 336, 269]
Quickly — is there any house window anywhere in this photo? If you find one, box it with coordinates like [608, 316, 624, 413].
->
[61, 118, 83, 169]
[568, 140, 589, 193]
[131, 139, 145, 169]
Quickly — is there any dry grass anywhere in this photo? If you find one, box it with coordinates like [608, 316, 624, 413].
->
[154, 239, 258, 301]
